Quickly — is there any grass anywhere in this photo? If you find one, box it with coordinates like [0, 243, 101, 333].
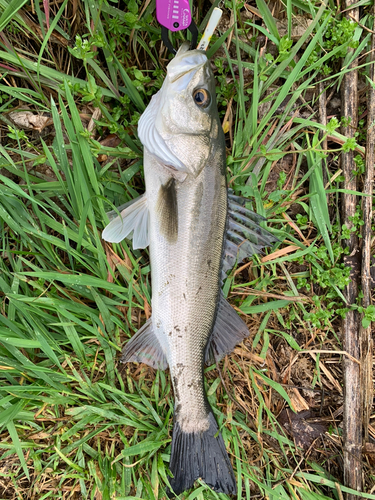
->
[0, 0, 374, 498]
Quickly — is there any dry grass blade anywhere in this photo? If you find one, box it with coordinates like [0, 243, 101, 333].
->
[318, 82, 328, 189]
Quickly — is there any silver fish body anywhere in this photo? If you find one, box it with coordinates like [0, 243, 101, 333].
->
[102, 44, 276, 495]
[145, 143, 227, 434]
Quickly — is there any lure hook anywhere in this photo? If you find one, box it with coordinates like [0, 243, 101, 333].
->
[161, 21, 198, 55]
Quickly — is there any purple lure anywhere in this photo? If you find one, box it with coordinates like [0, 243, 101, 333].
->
[156, 0, 192, 32]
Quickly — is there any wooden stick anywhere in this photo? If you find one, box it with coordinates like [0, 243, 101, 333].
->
[341, 1, 362, 498]
[360, 11, 375, 444]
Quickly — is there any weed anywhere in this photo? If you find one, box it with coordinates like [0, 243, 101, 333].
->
[358, 305, 375, 328]
[353, 154, 365, 175]
[307, 15, 359, 75]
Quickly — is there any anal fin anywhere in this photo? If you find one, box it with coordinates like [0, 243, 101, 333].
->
[205, 293, 249, 365]
[121, 318, 168, 370]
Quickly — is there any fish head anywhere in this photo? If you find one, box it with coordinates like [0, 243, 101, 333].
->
[138, 43, 224, 178]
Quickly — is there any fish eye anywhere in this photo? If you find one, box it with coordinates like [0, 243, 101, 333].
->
[193, 88, 211, 108]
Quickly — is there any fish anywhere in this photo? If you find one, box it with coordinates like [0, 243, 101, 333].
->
[102, 43, 277, 495]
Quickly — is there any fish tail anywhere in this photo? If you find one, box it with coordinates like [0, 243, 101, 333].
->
[168, 411, 236, 495]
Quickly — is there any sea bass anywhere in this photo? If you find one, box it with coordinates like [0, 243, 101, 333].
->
[102, 44, 276, 495]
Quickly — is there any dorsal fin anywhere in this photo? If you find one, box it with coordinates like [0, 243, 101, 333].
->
[221, 191, 277, 274]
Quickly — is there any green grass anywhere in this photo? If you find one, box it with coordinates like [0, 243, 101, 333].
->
[0, 0, 374, 498]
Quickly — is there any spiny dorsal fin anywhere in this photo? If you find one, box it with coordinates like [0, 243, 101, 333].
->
[221, 191, 277, 274]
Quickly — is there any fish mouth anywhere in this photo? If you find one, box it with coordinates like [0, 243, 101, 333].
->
[167, 43, 207, 85]
[175, 41, 192, 57]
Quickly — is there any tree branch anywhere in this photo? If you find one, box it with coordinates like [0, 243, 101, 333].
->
[360, 10, 375, 445]
[341, 2, 362, 498]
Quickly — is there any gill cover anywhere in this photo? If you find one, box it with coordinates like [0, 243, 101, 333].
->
[138, 43, 220, 178]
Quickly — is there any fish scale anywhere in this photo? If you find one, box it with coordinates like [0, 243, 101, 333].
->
[102, 43, 278, 495]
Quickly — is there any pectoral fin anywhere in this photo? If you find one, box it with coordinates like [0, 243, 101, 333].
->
[205, 293, 249, 365]
[102, 194, 149, 249]
[121, 318, 168, 370]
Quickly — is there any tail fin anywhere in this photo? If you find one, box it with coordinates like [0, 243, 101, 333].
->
[168, 412, 236, 495]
